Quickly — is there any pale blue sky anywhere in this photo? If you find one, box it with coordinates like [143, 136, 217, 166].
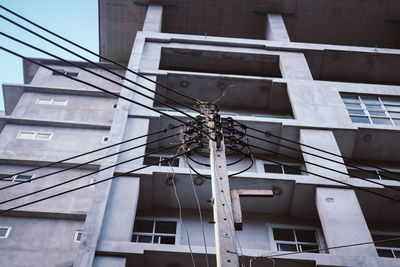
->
[0, 0, 99, 111]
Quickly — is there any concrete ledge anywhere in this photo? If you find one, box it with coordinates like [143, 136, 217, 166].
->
[0, 157, 100, 170]
[0, 209, 87, 220]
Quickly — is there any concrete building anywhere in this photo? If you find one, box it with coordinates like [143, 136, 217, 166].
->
[1, 0, 400, 266]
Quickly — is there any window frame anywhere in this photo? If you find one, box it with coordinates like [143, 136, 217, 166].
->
[52, 69, 79, 78]
[1, 174, 34, 183]
[267, 224, 325, 254]
[35, 98, 68, 106]
[371, 231, 400, 259]
[341, 94, 400, 126]
[346, 166, 400, 181]
[101, 136, 109, 144]
[142, 155, 181, 168]
[74, 230, 83, 242]
[262, 161, 305, 175]
[0, 226, 11, 239]
[17, 131, 53, 141]
[131, 217, 180, 245]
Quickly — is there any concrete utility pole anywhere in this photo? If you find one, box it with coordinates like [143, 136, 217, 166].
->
[200, 103, 240, 267]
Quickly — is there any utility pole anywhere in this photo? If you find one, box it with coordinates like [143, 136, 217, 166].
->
[200, 103, 240, 267]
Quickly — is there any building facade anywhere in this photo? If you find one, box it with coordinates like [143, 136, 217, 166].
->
[1, 0, 400, 266]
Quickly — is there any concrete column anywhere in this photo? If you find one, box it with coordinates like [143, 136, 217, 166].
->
[316, 188, 378, 256]
[279, 53, 313, 80]
[143, 5, 163, 32]
[300, 129, 348, 181]
[266, 14, 290, 42]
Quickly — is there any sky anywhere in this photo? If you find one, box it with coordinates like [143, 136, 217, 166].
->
[0, 0, 99, 111]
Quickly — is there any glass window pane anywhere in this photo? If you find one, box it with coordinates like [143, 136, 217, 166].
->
[371, 117, 392, 125]
[394, 250, 400, 258]
[36, 133, 51, 140]
[381, 97, 400, 105]
[273, 228, 295, 241]
[361, 96, 380, 104]
[377, 249, 394, 258]
[350, 116, 370, 124]
[155, 221, 176, 234]
[37, 99, 52, 105]
[278, 243, 297, 252]
[76, 232, 82, 241]
[295, 230, 317, 243]
[131, 234, 138, 242]
[379, 171, 400, 181]
[19, 132, 35, 139]
[368, 111, 386, 116]
[138, 235, 152, 243]
[365, 104, 383, 111]
[347, 169, 379, 179]
[13, 175, 32, 182]
[345, 103, 362, 109]
[143, 156, 160, 166]
[386, 105, 400, 112]
[66, 72, 79, 77]
[0, 174, 13, 181]
[283, 165, 302, 175]
[348, 109, 365, 115]
[389, 112, 400, 119]
[160, 157, 179, 167]
[393, 119, 400, 126]
[300, 244, 319, 253]
[133, 220, 154, 233]
[0, 228, 8, 237]
[53, 100, 68, 106]
[341, 94, 359, 103]
[52, 69, 65, 76]
[159, 236, 175, 245]
[264, 164, 283, 174]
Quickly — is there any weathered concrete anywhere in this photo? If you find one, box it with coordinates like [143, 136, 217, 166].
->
[266, 14, 291, 42]
[142, 5, 163, 33]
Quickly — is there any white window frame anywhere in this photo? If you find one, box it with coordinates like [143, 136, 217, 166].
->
[371, 230, 400, 259]
[89, 178, 97, 185]
[0, 226, 11, 239]
[35, 98, 68, 106]
[132, 217, 180, 245]
[52, 69, 79, 78]
[143, 155, 181, 168]
[262, 161, 305, 175]
[267, 223, 325, 254]
[346, 166, 400, 181]
[74, 230, 83, 242]
[17, 131, 53, 141]
[341, 94, 400, 126]
[112, 103, 118, 109]
[1, 174, 34, 183]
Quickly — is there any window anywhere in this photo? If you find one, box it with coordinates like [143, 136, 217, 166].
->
[52, 69, 79, 77]
[89, 178, 97, 184]
[112, 104, 118, 109]
[36, 98, 68, 106]
[132, 219, 177, 245]
[0, 226, 11, 238]
[17, 131, 52, 140]
[272, 228, 320, 253]
[372, 234, 400, 258]
[341, 94, 400, 126]
[143, 156, 180, 167]
[347, 167, 400, 181]
[74, 231, 83, 242]
[264, 163, 303, 175]
[1, 174, 34, 183]
[101, 136, 109, 144]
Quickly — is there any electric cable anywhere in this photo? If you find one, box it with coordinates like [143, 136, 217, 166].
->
[0, 131, 180, 192]
[169, 163, 197, 267]
[244, 141, 400, 193]
[0, 124, 181, 183]
[252, 153, 400, 203]
[0, 47, 214, 140]
[243, 130, 400, 183]
[0, 141, 184, 206]
[0, 147, 194, 215]
[185, 156, 210, 267]
[0, 5, 200, 104]
[0, 32, 201, 121]
[235, 120, 400, 178]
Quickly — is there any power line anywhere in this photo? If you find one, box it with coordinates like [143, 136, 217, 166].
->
[0, 147, 194, 215]
[0, 131, 180, 192]
[0, 5, 199, 104]
[252, 153, 400, 203]
[243, 131, 400, 183]
[244, 139, 400, 193]
[0, 31, 201, 121]
[0, 124, 180, 182]
[236, 120, 400, 178]
[0, 140, 183, 206]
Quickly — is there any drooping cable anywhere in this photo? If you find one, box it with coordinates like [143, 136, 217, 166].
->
[0, 124, 181, 184]
[0, 32, 201, 121]
[185, 156, 210, 267]
[0, 148, 193, 215]
[0, 5, 200, 104]
[0, 140, 183, 206]
[169, 163, 197, 267]
[236, 120, 400, 178]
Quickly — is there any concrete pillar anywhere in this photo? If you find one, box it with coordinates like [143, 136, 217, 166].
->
[300, 129, 348, 181]
[143, 5, 163, 32]
[279, 53, 313, 80]
[266, 14, 290, 42]
[316, 188, 378, 256]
